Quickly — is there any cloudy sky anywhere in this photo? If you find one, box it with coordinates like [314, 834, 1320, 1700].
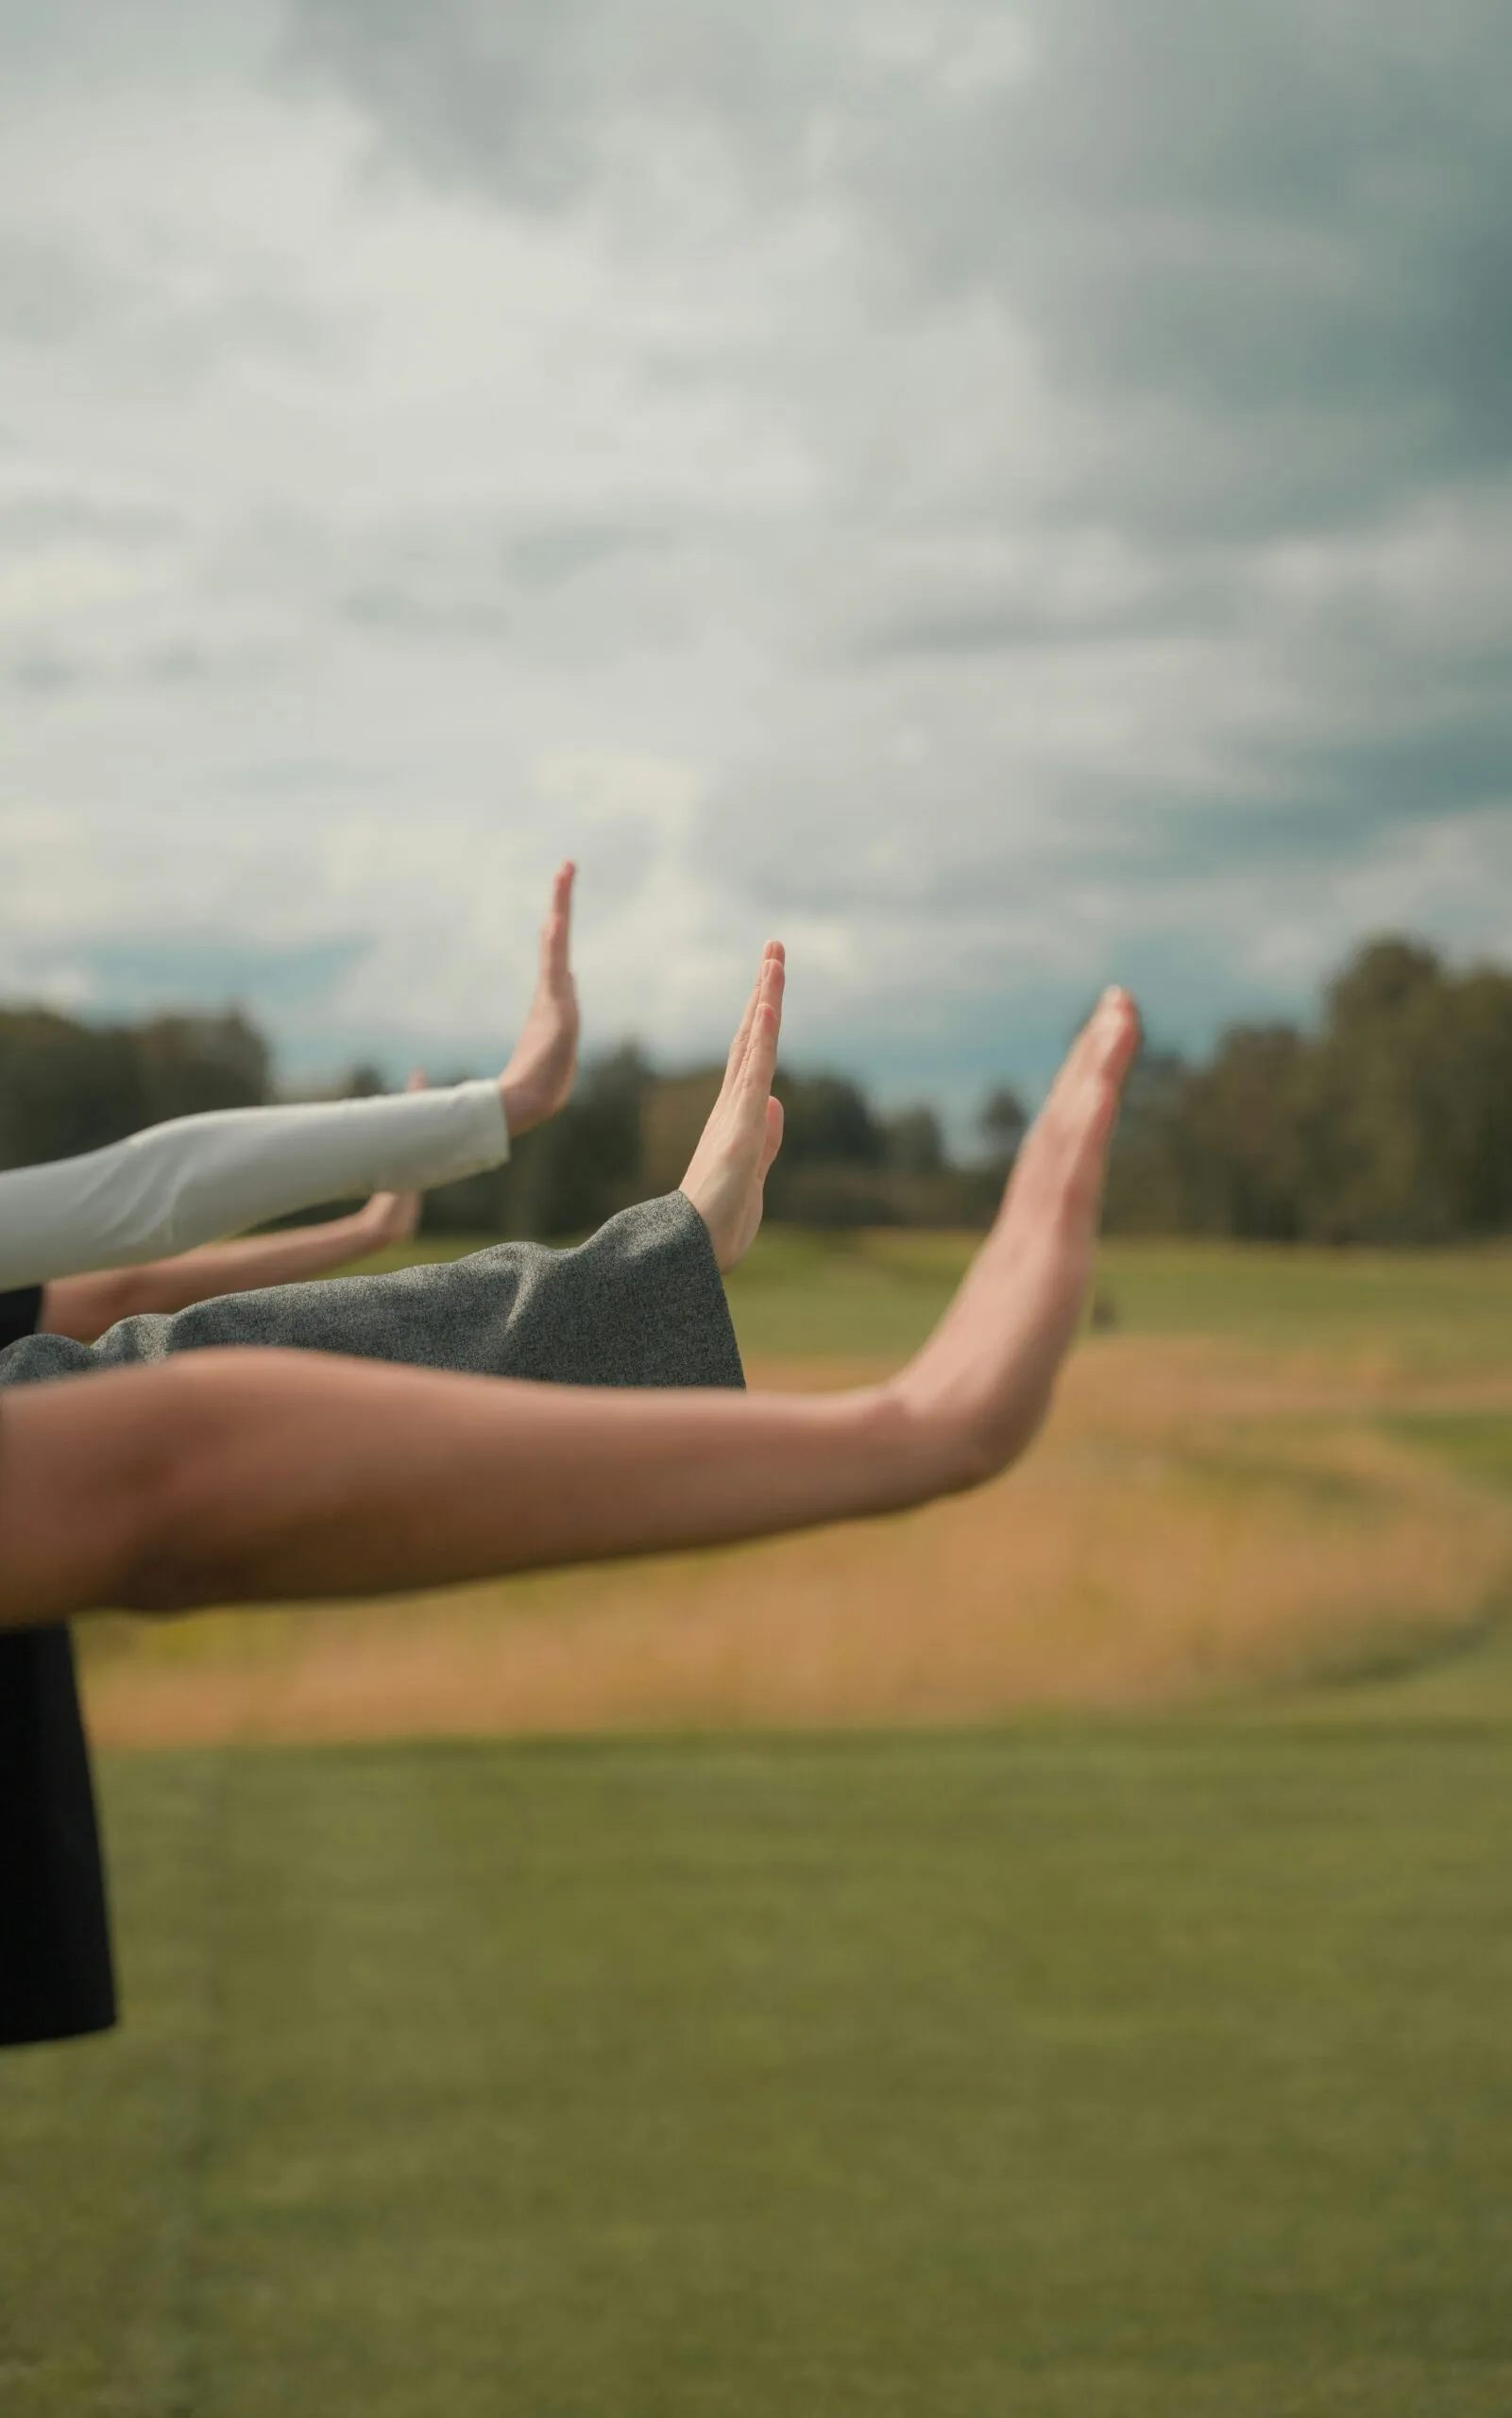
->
[2, 0, 1509, 1105]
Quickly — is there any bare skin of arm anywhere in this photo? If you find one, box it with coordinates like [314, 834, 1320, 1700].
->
[0, 981, 1138, 1627]
[35, 936, 778, 1349]
[39, 1186, 424, 1343]
[0, 865, 580, 1302]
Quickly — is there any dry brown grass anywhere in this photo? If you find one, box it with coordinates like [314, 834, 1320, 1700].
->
[79, 1335, 1512, 1747]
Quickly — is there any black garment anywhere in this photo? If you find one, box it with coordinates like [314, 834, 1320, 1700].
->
[0, 1286, 117, 2044]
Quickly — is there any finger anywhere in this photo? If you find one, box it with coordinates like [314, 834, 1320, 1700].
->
[1068, 985, 1135, 1069]
[1023, 989, 1139, 1217]
[718, 939, 786, 1103]
[1043, 989, 1136, 1120]
[1078, 988, 1141, 1165]
[764, 945, 787, 1023]
[721, 970, 764, 1096]
[729, 941, 787, 1083]
[405, 1068, 428, 1093]
[1073, 990, 1139, 1140]
[1095, 986, 1141, 1081]
[758, 1093, 785, 1179]
[737, 954, 785, 1115]
[540, 860, 576, 981]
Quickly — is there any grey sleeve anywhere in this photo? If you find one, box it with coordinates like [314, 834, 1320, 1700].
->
[0, 1193, 744, 1396]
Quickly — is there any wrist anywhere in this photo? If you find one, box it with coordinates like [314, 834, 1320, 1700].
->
[833, 1378, 972, 1516]
[876, 1364, 995, 1501]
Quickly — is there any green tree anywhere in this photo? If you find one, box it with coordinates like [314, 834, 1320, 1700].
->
[1103, 936, 1512, 1245]
[0, 1005, 269, 1173]
[884, 1105, 945, 1175]
[977, 1086, 1029, 1177]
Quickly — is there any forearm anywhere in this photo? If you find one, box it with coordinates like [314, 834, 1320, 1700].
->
[39, 1212, 390, 1343]
[0, 1351, 951, 1626]
[0, 1083, 506, 1290]
[0, 987, 1141, 1630]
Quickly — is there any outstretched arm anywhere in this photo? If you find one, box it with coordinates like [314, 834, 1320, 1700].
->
[0, 992, 1139, 1626]
[4, 940, 780, 1387]
[38, 1184, 421, 1344]
[0, 866, 579, 1292]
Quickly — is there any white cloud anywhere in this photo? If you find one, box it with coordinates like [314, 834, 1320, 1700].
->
[1, 0, 1509, 1097]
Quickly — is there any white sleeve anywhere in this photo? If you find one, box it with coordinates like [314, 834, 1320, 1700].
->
[0, 1079, 510, 1290]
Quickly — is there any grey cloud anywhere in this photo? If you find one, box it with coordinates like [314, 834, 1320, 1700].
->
[0, 0, 276, 105]
[134, 641, 253, 687]
[1249, 719, 1512, 837]
[5, 649, 88, 696]
[2, 630, 283, 702]
[0, 232, 117, 348]
[4, 0, 1509, 1093]
[3, 643, 277, 696]
[331, 509, 685, 652]
[848, 556, 1242, 660]
[280, 0, 841, 211]
[860, 5, 1512, 441]
[0, 218, 342, 379]
[505, 520, 656, 590]
[340, 581, 512, 639]
[933, 9, 1512, 514]
[74, 929, 370, 1015]
[0, 489, 180, 548]
[284, 0, 1512, 535]
[700, 624, 1512, 924]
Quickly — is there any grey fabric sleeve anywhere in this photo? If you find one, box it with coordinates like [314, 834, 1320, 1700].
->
[0, 1193, 744, 1396]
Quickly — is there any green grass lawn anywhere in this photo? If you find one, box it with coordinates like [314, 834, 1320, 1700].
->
[6, 1720, 1512, 2417]
[357, 1225, 1512, 1370]
[8, 1235, 1512, 2411]
[727, 1229, 1512, 1371]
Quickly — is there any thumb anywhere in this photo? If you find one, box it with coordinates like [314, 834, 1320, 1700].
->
[759, 1095, 785, 1179]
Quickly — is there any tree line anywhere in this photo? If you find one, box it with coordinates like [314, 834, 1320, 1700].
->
[1104, 937, 1512, 1244]
[3, 932, 1508, 1245]
[0, 1005, 1015, 1239]
[0, 1008, 270, 1171]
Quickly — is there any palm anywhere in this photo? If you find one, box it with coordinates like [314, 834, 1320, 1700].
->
[362, 1189, 422, 1248]
[898, 989, 1140, 1471]
[679, 945, 787, 1273]
[500, 864, 580, 1137]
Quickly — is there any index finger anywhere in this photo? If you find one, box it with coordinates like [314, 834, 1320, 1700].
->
[735, 949, 786, 1110]
[720, 940, 785, 1098]
[540, 860, 576, 979]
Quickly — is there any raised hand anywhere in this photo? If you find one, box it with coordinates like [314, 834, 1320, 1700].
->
[892, 986, 1141, 1486]
[350, 1187, 422, 1251]
[499, 862, 580, 1140]
[679, 943, 787, 1273]
[3, 979, 1145, 1625]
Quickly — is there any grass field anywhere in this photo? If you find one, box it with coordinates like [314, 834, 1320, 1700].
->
[5, 1721, 1512, 2415]
[76, 1235, 1512, 1743]
[8, 1237, 1512, 2413]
